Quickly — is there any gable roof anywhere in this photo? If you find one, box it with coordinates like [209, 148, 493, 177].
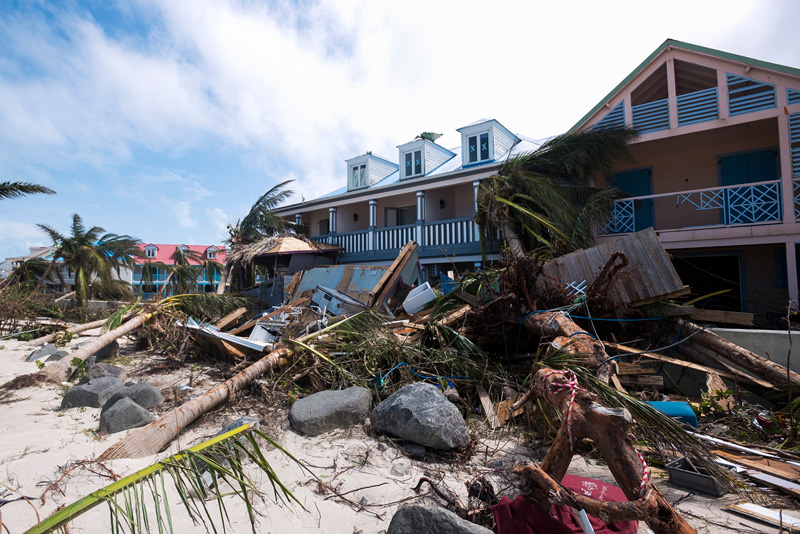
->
[136, 243, 226, 265]
[570, 39, 800, 132]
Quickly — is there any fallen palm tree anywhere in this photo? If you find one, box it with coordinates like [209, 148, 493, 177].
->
[512, 368, 700, 534]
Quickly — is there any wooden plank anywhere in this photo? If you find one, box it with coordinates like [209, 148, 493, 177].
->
[714, 450, 800, 482]
[605, 341, 775, 389]
[658, 306, 696, 317]
[476, 385, 500, 429]
[617, 362, 655, 375]
[618, 375, 663, 387]
[723, 503, 800, 529]
[227, 297, 310, 335]
[495, 396, 525, 425]
[439, 305, 471, 328]
[214, 307, 248, 331]
[219, 339, 250, 360]
[368, 241, 416, 306]
[706, 372, 734, 410]
[610, 374, 628, 393]
[689, 308, 754, 326]
[629, 285, 691, 307]
[452, 288, 480, 307]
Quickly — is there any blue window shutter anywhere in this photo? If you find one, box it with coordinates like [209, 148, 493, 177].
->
[592, 101, 625, 130]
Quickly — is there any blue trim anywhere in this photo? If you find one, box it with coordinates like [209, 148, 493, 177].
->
[462, 159, 495, 169]
[677, 87, 719, 126]
[632, 98, 669, 133]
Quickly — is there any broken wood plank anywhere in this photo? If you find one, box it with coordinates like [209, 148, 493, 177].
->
[219, 339, 251, 360]
[476, 385, 501, 429]
[611, 374, 628, 393]
[689, 308, 754, 326]
[659, 306, 696, 317]
[438, 305, 471, 328]
[617, 362, 655, 375]
[495, 396, 525, 425]
[714, 450, 800, 482]
[723, 503, 800, 529]
[451, 288, 480, 307]
[618, 375, 664, 387]
[706, 373, 734, 411]
[214, 307, 248, 331]
[368, 241, 417, 307]
[605, 342, 775, 390]
[629, 285, 691, 307]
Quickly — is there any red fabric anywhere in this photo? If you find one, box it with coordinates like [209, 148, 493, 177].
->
[492, 474, 638, 534]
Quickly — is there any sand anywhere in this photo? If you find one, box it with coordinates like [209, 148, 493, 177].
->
[0, 330, 786, 533]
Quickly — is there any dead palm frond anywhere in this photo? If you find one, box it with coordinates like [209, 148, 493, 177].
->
[25, 422, 308, 534]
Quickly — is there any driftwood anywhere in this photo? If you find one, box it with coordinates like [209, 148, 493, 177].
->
[512, 368, 696, 534]
[40, 314, 152, 383]
[681, 320, 800, 391]
[25, 317, 115, 346]
[522, 311, 614, 381]
[100, 346, 291, 459]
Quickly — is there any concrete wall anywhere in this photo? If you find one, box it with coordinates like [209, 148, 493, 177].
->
[711, 327, 800, 375]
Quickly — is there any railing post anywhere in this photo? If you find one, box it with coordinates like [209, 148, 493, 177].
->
[416, 191, 425, 246]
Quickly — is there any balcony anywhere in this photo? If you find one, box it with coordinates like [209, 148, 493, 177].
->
[600, 179, 784, 235]
[312, 216, 485, 260]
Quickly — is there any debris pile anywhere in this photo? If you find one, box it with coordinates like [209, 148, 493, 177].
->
[8, 230, 800, 533]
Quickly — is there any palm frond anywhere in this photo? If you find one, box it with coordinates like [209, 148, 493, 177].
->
[25, 423, 307, 534]
[160, 293, 252, 322]
[0, 181, 56, 200]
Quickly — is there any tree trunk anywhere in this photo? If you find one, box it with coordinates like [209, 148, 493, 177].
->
[216, 262, 232, 295]
[514, 368, 696, 534]
[39, 314, 151, 383]
[29, 256, 58, 296]
[100, 346, 291, 459]
[25, 316, 115, 346]
[502, 221, 526, 259]
[681, 320, 800, 392]
[522, 311, 613, 381]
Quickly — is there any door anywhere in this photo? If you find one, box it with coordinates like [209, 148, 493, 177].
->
[718, 148, 779, 224]
[610, 168, 654, 231]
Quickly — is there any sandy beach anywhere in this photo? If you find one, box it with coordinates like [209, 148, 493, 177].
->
[0, 329, 787, 534]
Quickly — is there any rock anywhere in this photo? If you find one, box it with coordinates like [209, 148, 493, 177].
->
[26, 343, 58, 362]
[370, 382, 468, 450]
[217, 416, 261, 436]
[45, 350, 69, 362]
[100, 397, 155, 434]
[387, 506, 493, 534]
[71, 340, 119, 364]
[61, 377, 125, 409]
[289, 386, 372, 437]
[390, 462, 410, 477]
[79, 363, 127, 384]
[101, 382, 164, 414]
[400, 443, 427, 458]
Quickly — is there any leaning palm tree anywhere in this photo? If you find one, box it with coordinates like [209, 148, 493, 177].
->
[217, 180, 296, 294]
[476, 128, 638, 259]
[0, 180, 55, 200]
[37, 214, 141, 306]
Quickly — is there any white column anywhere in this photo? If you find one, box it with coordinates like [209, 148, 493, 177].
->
[788, 241, 799, 311]
[416, 191, 425, 246]
[295, 213, 302, 226]
[368, 199, 377, 253]
[666, 58, 678, 130]
[328, 207, 337, 234]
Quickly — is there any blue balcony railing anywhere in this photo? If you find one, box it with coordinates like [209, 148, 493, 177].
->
[677, 87, 719, 126]
[600, 179, 783, 235]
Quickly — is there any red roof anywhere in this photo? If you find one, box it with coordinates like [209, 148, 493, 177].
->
[137, 244, 227, 265]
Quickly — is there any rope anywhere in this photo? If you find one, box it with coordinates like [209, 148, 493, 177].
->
[636, 450, 650, 497]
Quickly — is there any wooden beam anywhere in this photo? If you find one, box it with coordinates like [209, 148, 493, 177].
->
[618, 375, 663, 387]
[368, 241, 417, 307]
[214, 307, 248, 331]
[688, 308, 754, 326]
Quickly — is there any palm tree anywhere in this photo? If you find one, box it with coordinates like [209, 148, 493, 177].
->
[217, 180, 296, 294]
[476, 128, 638, 259]
[0, 180, 55, 200]
[37, 214, 141, 306]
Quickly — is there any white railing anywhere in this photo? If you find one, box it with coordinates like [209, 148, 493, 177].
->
[600, 179, 783, 234]
[331, 230, 370, 253]
[375, 224, 416, 250]
[423, 217, 474, 247]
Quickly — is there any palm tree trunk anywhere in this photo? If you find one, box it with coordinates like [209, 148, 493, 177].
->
[39, 313, 152, 383]
[100, 346, 291, 459]
[25, 316, 114, 345]
[502, 221, 526, 259]
[216, 262, 232, 294]
[29, 256, 58, 295]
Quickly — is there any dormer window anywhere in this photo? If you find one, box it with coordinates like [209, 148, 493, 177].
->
[351, 164, 367, 189]
[144, 245, 157, 259]
[468, 133, 490, 164]
[404, 150, 422, 178]
[206, 246, 218, 260]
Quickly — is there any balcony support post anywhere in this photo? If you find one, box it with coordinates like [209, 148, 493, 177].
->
[328, 207, 337, 245]
[416, 191, 425, 246]
[778, 114, 795, 224]
[666, 58, 678, 129]
[368, 199, 377, 254]
[787, 241, 800, 312]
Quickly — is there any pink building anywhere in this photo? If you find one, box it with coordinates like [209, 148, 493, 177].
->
[573, 40, 800, 324]
[133, 243, 227, 295]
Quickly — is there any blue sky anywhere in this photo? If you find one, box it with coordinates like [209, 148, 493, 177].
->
[1, 0, 799, 260]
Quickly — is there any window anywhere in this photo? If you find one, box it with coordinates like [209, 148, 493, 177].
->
[319, 218, 330, 235]
[145, 246, 157, 259]
[386, 206, 416, 226]
[207, 249, 217, 260]
[351, 164, 367, 189]
[468, 133, 490, 163]
[404, 150, 422, 178]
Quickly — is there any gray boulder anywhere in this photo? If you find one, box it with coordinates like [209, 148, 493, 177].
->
[26, 343, 58, 362]
[61, 377, 125, 409]
[101, 382, 164, 414]
[80, 363, 127, 384]
[387, 506, 492, 534]
[100, 397, 155, 434]
[289, 386, 372, 436]
[370, 382, 468, 450]
[45, 350, 69, 362]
